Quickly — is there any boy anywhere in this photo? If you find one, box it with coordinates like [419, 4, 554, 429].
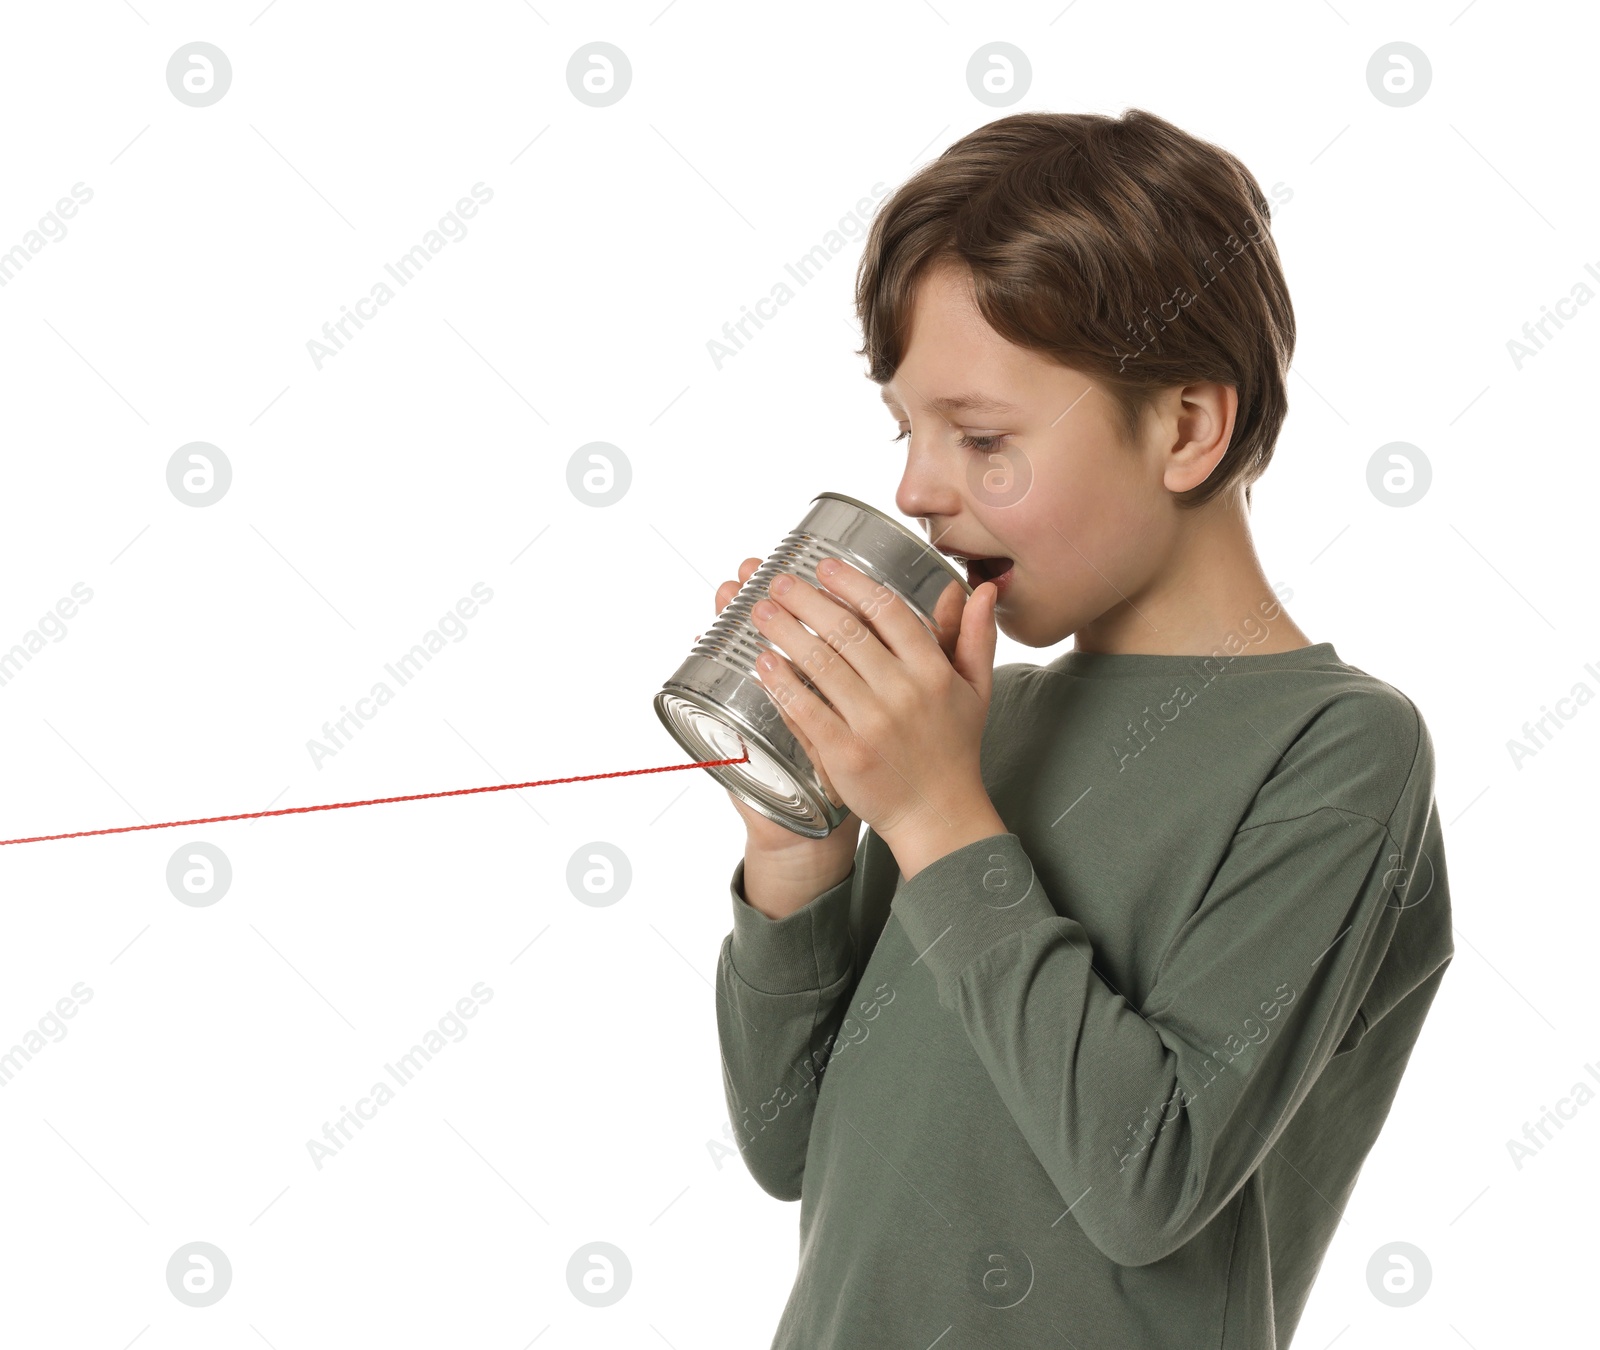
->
[712, 108, 1452, 1349]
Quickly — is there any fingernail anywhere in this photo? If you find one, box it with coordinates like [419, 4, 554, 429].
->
[771, 574, 793, 596]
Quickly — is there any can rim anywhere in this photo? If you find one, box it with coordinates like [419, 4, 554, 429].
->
[809, 491, 969, 589]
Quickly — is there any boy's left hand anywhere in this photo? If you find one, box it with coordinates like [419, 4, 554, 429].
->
[749, 557, 1000, 845]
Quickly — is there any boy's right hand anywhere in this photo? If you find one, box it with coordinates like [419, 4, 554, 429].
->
[712, 556, 863, 872]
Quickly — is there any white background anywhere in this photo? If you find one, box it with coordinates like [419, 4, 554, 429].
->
[0, 2, 1594, 1346]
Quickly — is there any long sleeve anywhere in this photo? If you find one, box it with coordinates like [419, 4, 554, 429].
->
[888, 692, 1454, 1268]
[714, 842, 866, 1202]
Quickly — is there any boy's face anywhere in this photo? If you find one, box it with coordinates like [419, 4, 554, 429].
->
[881, 261, 1207, 649]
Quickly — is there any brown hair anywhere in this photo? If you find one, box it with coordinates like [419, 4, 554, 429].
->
[853, 109, 1295, 508]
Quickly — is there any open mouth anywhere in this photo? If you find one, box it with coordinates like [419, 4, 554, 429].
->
[962, 556, 1014, 586]
[932, 542, 1015, 590]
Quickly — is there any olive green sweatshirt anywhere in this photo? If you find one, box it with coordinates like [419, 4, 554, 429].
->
[715, 641, 1453, 1349]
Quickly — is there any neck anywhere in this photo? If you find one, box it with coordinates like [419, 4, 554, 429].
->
[1073, 490, 1312, 657]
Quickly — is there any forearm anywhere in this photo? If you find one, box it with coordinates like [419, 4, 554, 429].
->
[717, 845, 862, 1200]
[716, 936, 858, 1200]
[741, 832, 859, 919]
[881, 796, 1009, 881]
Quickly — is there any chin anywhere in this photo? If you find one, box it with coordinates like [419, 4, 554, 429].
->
[995, 607, 1064, 650]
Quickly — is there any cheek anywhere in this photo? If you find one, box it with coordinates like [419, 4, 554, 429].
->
[999, 470, 1147, 586]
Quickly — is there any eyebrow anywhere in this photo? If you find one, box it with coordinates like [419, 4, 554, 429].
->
[879, 388, 1022, 417]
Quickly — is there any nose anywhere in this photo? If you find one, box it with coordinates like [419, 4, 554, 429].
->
[894, 430, 963, 526]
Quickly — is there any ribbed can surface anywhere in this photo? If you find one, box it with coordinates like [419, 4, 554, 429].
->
[654, 492, 970, 838]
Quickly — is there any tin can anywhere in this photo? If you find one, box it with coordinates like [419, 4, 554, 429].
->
[653, 491, 971, 838]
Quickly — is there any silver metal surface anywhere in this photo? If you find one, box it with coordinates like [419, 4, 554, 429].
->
[654, 491, 971, 838]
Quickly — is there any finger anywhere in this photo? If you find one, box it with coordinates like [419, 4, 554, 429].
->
[777, 702, 839, 804]
[752, 580, 876, 722]
[929, 577, 966, 662]
[715, 559, 764, 616]
[813, 557, 942, 669]
[717, 561, 760, 617]
[762, 659, 845, 807]
[953, 581, 1000, 704]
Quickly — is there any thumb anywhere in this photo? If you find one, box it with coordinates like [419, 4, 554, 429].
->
[953, 581, 998, 703]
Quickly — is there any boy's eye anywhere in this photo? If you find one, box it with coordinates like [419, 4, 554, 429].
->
[955, 432, 1006, 452]
[890, 427, 1008, 453]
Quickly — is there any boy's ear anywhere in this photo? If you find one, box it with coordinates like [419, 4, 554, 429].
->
[1161, 382, 1238, 494]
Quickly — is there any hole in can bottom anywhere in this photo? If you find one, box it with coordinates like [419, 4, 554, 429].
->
[663, 696, 829, 835]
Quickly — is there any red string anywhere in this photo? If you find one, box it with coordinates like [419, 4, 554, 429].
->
[0, 753, 753, 848]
